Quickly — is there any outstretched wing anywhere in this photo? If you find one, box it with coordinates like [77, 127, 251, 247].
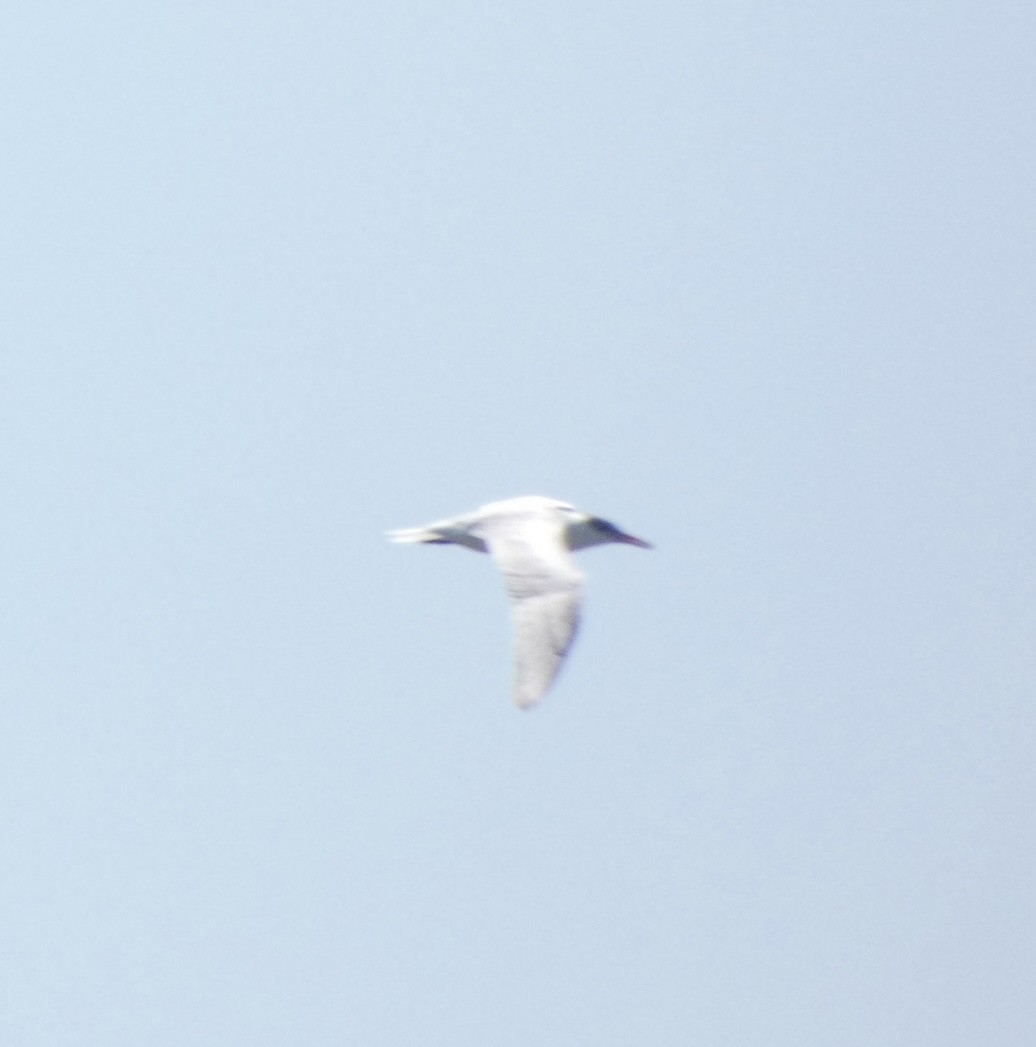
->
[481, 516, 585, 709]
[508, 586, 582, 708]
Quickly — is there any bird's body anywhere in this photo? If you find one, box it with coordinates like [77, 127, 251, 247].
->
[388, 495, 651, 709]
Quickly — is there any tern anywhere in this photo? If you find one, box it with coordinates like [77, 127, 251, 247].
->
[388, 495, 651, 709]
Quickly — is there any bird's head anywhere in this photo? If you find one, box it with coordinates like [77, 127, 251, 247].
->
[561, 506, 652, 551]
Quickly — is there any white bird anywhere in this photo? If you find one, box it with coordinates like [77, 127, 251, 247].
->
[388, 495, 651, 709]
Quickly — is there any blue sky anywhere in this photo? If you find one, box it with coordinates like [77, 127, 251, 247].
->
[2, 3, 1034, 1044]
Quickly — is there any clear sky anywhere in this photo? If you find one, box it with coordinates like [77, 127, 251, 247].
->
[2, 2, 1034, 1044]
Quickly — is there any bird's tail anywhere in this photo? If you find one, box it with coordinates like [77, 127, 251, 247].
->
[386, 526, 450, 544]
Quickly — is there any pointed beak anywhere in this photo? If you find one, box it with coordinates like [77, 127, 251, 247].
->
[617, 532, 652, 549]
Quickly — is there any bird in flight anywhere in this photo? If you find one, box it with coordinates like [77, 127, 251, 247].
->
[388, 495, 651, 709]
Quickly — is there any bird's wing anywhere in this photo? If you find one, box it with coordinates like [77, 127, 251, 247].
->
[509, 587, 582, 708]
[481, 518, 584, 709]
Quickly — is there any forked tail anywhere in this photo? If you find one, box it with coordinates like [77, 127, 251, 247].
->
[386, 526, 450, 544]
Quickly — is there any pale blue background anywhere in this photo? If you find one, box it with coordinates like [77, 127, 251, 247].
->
[2, 3, 1034, 1044]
